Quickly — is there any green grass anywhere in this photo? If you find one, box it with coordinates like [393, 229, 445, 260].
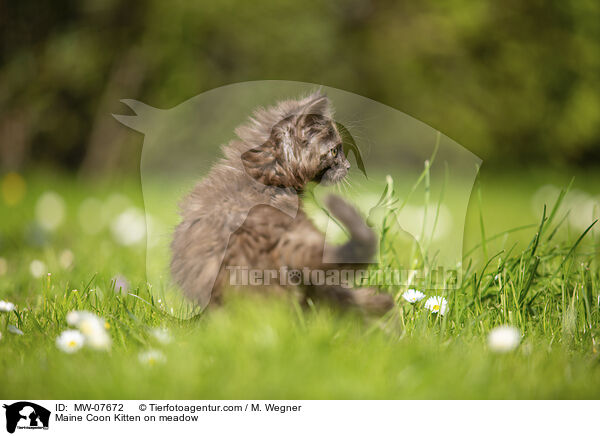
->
[1, 168, 600, 399]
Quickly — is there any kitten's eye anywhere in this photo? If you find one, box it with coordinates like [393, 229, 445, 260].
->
[330, 147, 338, 157]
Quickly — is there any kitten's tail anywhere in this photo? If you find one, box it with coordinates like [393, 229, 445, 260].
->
[322, 195, 393, 314]
[324, 194, 377, 264]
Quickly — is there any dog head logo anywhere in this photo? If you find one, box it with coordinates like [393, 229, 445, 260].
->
[3, 402, 50, 433]
[113, 81, 481, 314]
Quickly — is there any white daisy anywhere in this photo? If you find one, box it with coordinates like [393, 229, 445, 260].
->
[29, 260, 47, 278]
[424, 296, 448, 315]
[66, 310, 111, 350]
[59, 250, 74, 269]
[66, 310, 84, 326]
[56, 330, 85, 353]
[35, 191, 66, 231]
[138, 349, 166, 366]
[111, 207, 146, 246]
[402, 289, 425, 303]
[150, 328, 172, 345]
[488, 325, 521, 353]
[78, 316, 111, 350]
[0, 300, 15, 312]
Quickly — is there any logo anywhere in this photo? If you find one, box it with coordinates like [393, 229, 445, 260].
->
[3, 402, 50, 434]
[114, 81, 481, 315]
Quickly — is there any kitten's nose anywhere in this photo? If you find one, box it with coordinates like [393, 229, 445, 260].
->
[345, 161, 351, 170]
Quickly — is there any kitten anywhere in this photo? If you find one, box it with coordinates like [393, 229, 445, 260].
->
[171, 92, 394, 314]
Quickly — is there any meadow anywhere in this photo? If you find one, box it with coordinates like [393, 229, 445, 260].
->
[1, 166, 599, 399]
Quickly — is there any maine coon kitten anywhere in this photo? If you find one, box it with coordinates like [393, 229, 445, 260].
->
[171, 92, 394, 314]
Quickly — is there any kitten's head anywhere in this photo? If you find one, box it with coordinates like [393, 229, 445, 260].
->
[238, 93, 351, 190]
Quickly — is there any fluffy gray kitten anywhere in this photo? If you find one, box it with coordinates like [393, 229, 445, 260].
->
[171, 92, 394, 314]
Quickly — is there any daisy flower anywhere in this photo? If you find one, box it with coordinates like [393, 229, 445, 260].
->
[29, 260, 47, 278]
[66, 310, 84, 326]
[78, 316, 111, 350]
[66, 310, 111, 350]
[35, 191, 66, 231]
[138, 349, 166, 366]
[488, 325, 521, 353]
[402, 289, 425, 303]
[0, 300, 15, 312]
[150, 328, 172, 345]
[111, 207, 146, 246]
[56, 330, 85, 353]
[59, 249, 74, 270]
[424, 296, 448, 315]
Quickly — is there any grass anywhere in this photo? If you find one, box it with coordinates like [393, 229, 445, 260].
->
[1, 167, 600, 399]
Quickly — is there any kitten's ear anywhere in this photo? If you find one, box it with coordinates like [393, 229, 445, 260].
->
[302, 95, 330, 116]
[297, 95, 332, 131]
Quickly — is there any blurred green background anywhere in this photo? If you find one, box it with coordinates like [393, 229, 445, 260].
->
[1, 0, 599, 173]
[2, 1, 600, 400]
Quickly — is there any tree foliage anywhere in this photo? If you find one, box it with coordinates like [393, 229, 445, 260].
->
[1, 0, 599, 170]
